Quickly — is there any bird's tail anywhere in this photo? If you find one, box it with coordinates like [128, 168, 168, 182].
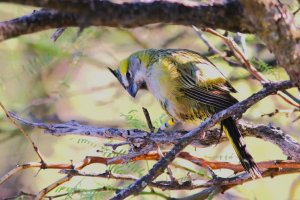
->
[221, 117, 262, 179]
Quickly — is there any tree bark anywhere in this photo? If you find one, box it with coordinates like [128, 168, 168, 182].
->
[240, 0, 300, 90]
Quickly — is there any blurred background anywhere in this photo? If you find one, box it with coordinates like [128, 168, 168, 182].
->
[0, 1, 300, 199]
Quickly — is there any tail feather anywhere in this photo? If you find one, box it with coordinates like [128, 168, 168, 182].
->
[221, 117, 262, 179]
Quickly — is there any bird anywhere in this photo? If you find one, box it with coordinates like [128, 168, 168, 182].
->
[108, 48, 262, 178]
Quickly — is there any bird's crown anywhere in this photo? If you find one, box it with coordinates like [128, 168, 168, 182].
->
[118, 49, 155, 75]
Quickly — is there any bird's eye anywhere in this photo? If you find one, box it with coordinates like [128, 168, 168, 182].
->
[126, 71, 131, 79]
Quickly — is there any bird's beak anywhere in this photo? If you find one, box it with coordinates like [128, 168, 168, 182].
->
[108, 67, 140, 98]
[127, 82, 139, 98]
[108, 67, 125, 89]
[108, 67, 121, 82]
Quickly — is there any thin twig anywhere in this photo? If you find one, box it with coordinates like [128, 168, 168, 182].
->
[261, 109, 300, 117]
[142, 107, 155, 132]
[104, 141, 131, 150]
[34, 175, 73, 200]
[51, 27, 66, 42]
[6, 187, 169, 200]
[192, 25, 240, 67]
[0, 102, 46, 164]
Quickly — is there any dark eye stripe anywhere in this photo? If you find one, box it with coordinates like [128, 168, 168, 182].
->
[126, 72, 131, 79]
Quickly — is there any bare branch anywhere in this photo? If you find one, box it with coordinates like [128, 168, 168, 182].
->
[238, 121, 300, 161]
[192, 26, 241, 67]
[0, 9, 76, 41]
[2, 151, 300, 196]
[9, 113, 300, 162]
[35, 175, 72, 200]
[0, 101, 46, 164]
[51, 27, 66, 42]
[60, 160, 300, 190]
[178, 167, 300, 200]
[0, 0, 250, 41]
[9, 93, 300, 166]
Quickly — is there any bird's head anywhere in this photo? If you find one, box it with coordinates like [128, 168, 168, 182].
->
[108, 50, 152, 98]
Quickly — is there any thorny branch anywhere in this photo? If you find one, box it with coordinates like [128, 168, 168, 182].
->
[2, 150, 300, 198]
[7, 188, 169, 200]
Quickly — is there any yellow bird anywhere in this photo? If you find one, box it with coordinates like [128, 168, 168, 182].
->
[109, 48, 261, 178]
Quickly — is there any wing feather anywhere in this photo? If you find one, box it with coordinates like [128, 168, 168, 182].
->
[181, 87, 237, 110]
[173, 55, 237, 110]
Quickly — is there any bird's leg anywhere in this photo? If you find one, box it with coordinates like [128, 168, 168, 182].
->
[215, 123, 224, 145]
[157, 118, 177, 132]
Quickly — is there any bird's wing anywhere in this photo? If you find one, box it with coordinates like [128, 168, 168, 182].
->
[177, 60, 238, 111]
[180, 86, 238, 110]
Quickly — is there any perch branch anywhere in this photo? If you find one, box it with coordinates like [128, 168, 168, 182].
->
[9, 108, 300, 162]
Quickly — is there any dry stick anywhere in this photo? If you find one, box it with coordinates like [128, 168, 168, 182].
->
[34, 175, 73, 200]
[261, 109, 300, 118]
[175, 168, 300, 200]
[0, 162, 43, 185]
[142, 107, 177, 183]
[33, 155, 128, 199]
[60, 169, 139, 181]
[142, 107, 155, 132]
[192, 26, 240, 67]
[202, 28, 300, 109]
[0, 152, 187, 187]
[2, 151, 300, 193]
[0, 102, 46, 164]
[60, 163, 300, 190]
[51, 27, 66, 42]
[10, 187, 168, 200]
